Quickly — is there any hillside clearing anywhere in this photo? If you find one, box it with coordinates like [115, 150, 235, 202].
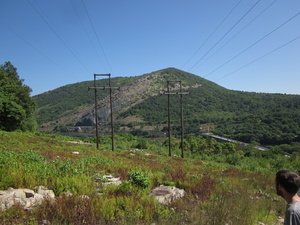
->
[0, 131, 286, 224]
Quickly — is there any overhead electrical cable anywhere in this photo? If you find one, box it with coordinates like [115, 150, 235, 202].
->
[214, 35, 300, 81]
[0, 21, 73, 77]
[27, 0, 92, 74]
[189, 0, 261, 72]
[81, 0, 113, 74]
[204, 11, 300, 78]
[197, 0, 278, 69]
[182, 0, 242, 69]
[70, 0, 107, 70]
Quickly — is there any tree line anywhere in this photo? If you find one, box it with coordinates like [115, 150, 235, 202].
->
[120, 81, 300, 146]
[0, 62, 37, 131]
[3, 63, 300, 150]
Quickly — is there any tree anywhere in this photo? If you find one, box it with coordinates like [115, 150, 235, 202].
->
[0, 61, 37, 131]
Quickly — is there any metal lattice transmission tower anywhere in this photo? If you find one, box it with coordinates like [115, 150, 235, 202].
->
[161, 80, 190, 158]
[88, 73, 119, 150]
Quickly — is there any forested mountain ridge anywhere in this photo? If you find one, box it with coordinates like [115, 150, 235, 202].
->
[33, 76, 141, 124]
[34, 68, 205, 126]
[34, 68, 300, 145]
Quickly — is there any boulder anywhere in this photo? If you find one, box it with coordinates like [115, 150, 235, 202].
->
[101, 175, 122, 186]
[34, 186, 55, 199]
[149, 185, 185, 205]
[0, 187, 55, 210]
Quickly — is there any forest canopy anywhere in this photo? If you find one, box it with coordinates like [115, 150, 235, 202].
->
[0, 61, 37, 131]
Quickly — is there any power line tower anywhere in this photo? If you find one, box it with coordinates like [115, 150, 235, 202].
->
[161, 80, 190, 158]
[88, 73, 119, 150]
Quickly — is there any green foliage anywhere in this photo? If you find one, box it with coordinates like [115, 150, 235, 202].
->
[0, 150, 94, 194]
[0, 61, 37, 131]
[33, 68, 300, 148]
[125, 86, 300, 146]
[54, 123, 68, 132]
[33, 76, 140, 124]
[0, 131, 290, 224]
[135, 137, 150, 149]
[128, 168, 150, 189]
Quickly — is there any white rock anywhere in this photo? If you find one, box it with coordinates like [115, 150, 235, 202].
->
[102, 175, 122, 186]
[149, 185, 185, 205]
[0, 187, 55, 210]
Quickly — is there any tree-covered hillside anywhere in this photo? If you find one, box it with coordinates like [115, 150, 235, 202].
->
[33, 76, 140, 124]
[34, 68, 300, 146]
[122, 86, 300, 145]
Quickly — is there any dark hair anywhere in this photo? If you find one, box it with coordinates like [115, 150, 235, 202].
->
[276, 170, 300, 194]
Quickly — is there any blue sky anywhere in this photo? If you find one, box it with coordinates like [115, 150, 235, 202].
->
[1, 0, 300, 96]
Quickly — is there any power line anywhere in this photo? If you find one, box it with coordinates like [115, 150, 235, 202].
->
[27, 0, 92, 74]
[81, 0, 113, 74]
[214, 35, 300, 82]
[204, 11, 300, 78]
[182, 0, 242, 69]
[0, 21, 73, 78]
[197, 0, 278, 70]
[70, 0, 107, 70]
[189, 0, 261, 72]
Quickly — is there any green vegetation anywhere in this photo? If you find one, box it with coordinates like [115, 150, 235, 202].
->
[0, 131, 297, 224]
[128, 168, 150, 189]
[33, 76, 140, 124]
[0, 61, 37, 131]
[33, 68, 300, 148]
[1, 63, 299, 223]
[1, 65, 296, 223]
[121, 74, 300, 146]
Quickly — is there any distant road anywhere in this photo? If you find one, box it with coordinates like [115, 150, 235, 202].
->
[204, 133, 269, 151]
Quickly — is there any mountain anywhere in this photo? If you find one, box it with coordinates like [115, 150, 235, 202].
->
[33, 68, 300, 145]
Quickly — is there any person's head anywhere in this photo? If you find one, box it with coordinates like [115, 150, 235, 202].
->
[275, 170, 300, 197]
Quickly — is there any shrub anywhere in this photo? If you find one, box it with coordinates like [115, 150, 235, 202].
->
[128, 168, 150, 189]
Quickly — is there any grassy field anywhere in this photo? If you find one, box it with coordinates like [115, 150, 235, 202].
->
[0, 131, 286, 224]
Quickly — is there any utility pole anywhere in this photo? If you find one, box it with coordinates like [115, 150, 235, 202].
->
[162, 80, 190, 158]
[167, 82, 171, 156]
[88, 73, 119, 150]
[179, 81, 185, 158]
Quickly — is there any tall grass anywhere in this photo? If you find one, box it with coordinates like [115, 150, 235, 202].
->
[0, 131, 288, 224]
